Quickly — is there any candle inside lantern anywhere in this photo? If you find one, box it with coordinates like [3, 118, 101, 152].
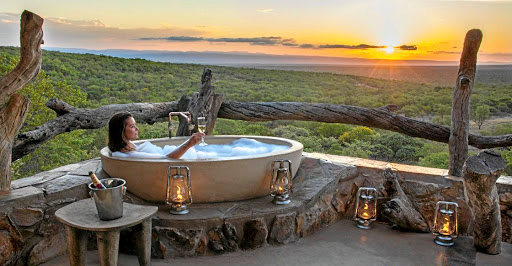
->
[437, 209, 455, 236]
[277, 175, 289, 193]
[270, 160, 293, 205]
[432, 201, 458, 246]
[166, 166, 192, 215]
[175, 185, 184, 202]
[360, 202, 372, 220]
[354, 187, 377, 229]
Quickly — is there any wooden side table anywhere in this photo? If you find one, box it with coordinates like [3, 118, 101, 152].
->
[55, 199, 158, 266]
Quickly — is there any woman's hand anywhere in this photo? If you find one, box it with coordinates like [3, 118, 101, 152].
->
[166, 132, 206, 159]
[189, 132, 205, 146]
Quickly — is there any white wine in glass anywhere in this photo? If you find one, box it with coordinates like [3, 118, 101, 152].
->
[197, 117, 207, 146]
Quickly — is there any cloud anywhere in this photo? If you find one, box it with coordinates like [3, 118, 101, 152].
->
[397, 45, 417, 50]
[0, 12, 19, 18]
[318, 44, 384, 49]
[140, 36, 204, 41]
[139, 36, 295, 46]
[209, 37, 282, 45]
[0, 12, 19, 23]
[0, 15, 208, 49]
[299, 44, 314, 48]
[47, 17, 106, 27]
[480, 52, 512, 59]
[137, 35, 420, 52]
[429, 50, 461, 54]
[256, 9, 273, 14]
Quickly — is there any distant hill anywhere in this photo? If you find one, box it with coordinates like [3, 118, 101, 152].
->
[238, 64, 512, 86]
[44, 47, 512, 86]
[44, 47, 459, 66]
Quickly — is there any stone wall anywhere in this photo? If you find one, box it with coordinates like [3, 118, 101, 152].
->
[1, 154, 512, 265]
[0, 160, 99, 266]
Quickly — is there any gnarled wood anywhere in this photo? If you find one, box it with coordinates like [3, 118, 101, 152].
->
[176, 68, 223, 136]
[381, 168, 429, 232]
[0, 11, 43, 103]
[0, 10, 43, 191]
[13, 99, 177, 160]
[0, 94, 30, 190]
[218, 101, 512, 149]
[463, 150, 506, 254]
[12, 100, 512, 161]
[449, 29, 483, 177]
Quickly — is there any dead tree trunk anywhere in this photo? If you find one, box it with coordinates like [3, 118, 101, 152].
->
[449, 29, 483, 177]
[176, 68, 223, 136]
[462, 150, 506, 254]
[381, 168, 429, 232]
[0, 11, 43, 191]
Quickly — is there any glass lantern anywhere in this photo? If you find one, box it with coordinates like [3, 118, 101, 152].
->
[166, 166, 192, 214]
[353, 187, 377, 229]
[270, 160, 292, 205]
[432, 201, 458, 246]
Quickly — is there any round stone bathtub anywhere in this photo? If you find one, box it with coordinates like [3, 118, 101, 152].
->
[100, 135, 303, 203]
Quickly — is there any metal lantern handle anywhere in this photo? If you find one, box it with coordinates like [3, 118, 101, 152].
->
[271, 159, 292, 176]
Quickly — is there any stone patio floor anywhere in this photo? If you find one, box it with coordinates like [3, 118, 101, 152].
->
[44, 220, 511, 266]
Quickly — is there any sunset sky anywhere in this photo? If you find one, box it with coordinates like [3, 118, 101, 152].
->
[1, 0, 511, 63]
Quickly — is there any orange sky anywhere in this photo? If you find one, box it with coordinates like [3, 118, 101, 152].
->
[1, 0, 511, 63]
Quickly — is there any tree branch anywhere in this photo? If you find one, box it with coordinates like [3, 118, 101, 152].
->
[12, 99, 512, 161]
[0, 10, 43, 190]
[13, 99, 177, 160]
[0, 11, 43, 104]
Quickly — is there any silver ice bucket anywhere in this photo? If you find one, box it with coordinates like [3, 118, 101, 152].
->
[89, 178, 126, 220]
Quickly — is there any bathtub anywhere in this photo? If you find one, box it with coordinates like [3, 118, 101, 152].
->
[100, 135, 303, 203]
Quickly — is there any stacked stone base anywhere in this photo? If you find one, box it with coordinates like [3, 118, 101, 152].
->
[1, 154, 512, 265]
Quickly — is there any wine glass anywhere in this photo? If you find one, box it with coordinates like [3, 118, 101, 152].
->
[197, 116, 207, 146]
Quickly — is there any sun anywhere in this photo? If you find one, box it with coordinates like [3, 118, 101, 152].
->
[384, 46, 395, 54]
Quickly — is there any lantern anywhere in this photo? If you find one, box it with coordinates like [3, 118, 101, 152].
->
[432, 201, 458, 246]
[270, 160, 292, 205]
[354, 187, 377, 229]
[166, 166, 192, 214]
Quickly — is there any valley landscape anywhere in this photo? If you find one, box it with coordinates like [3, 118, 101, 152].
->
[2, 46, 512, 178]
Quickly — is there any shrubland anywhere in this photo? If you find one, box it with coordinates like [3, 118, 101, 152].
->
[1, 46, 511, 178]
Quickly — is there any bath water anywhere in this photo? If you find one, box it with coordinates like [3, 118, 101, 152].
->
[111, 138, 289, 159]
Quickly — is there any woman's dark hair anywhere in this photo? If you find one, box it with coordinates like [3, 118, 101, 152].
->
[108, 112, 135, 152]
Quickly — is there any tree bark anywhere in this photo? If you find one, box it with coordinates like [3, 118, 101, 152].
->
[0, 11, 44, 103]
[463, 150, 506, 254]
[0, 95, 30, 190]
[449, 29, 483, 177]
[381, 168, 429, 232]
[13, 99, 177, 160]
[0, 10, 43, 191]
[175, 95, 191, 136]
[218, 101, 512, 149]
[12, 100, 512, 161]
[176, 68, 223, 136]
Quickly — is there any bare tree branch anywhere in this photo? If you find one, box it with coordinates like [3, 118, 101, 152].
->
[0, 10, 43, 190]
[12, 99, 512, 161]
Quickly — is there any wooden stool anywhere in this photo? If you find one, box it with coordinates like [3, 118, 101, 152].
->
[55, 199, 157, 266]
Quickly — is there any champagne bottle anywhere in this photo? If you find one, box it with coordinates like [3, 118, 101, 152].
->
[89, 171, 107, 189]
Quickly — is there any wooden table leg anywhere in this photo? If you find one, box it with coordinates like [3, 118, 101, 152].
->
[134, 218, 152, 266]
[96, 230, 120, 266]
[64, 225, 87, 266]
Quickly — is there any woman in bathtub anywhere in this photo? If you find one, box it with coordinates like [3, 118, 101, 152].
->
[108, 112, 204, 159]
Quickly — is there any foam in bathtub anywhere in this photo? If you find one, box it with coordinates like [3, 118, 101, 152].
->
[111, 138, 288, 159]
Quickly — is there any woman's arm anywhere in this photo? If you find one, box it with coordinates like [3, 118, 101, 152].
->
[167, 132, 204, 159]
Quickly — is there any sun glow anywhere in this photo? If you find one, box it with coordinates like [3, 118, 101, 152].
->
[384, 46, 395, 54]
